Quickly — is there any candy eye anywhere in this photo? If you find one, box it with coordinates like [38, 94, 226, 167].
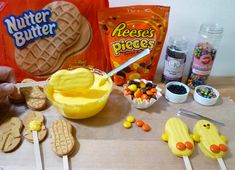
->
[207, 123, 210, 126]
[203, 124, 207, 127]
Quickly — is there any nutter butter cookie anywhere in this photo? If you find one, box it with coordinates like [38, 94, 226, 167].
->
[20, 78, 47, 110]
[0, 117, 23, 152]
[22, 111, 47, 143]
[50, 119, 75, 157]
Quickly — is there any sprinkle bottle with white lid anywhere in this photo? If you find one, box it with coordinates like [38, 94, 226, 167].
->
[187, 24, 224, 89]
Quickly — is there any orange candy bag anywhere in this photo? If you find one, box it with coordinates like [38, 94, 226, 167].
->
[98, 6, 170, 85]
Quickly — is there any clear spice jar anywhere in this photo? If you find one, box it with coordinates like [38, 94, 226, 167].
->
[161, 36, 188, 84]
[187, 24, 223, 89]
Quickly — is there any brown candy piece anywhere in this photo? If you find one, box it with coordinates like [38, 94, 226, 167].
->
[20, 79, 47, 111]
[50, 119, 75, 157]
[22, 111, 47, 143]
[0, 117, 23, 152]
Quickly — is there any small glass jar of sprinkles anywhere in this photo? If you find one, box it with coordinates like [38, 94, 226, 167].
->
[187, 24, 223, 89]
[162, 36, 188, 84]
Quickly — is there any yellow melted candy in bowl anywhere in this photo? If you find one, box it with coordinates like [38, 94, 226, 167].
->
[44, 68, 113, 119]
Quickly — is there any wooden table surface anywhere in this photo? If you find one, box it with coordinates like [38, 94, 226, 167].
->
[0, 77, 235, 170]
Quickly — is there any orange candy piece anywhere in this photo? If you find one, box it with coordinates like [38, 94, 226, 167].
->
[146, 90, 153, 96]
[219, 144, 228, 152]
[150, 88, 157, 93]
[136, 120, 144, 127]
[134, 89, 142, 98]
[141, 94, 149, 100]
[142, 124, 151, 132]
[176, 142, 186, 151]
[185, 141, 193, 150]
[210, 144, 220, 153]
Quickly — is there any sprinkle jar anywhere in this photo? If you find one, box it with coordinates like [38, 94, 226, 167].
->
[187, 24, 223, 89]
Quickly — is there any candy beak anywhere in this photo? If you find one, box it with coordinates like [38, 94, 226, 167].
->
[206, 126, 210, 129]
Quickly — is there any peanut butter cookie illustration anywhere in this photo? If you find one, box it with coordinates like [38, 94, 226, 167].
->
[15, 1, 82, 76]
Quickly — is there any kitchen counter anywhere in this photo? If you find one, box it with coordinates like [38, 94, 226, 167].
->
[0, 76, 235, 170]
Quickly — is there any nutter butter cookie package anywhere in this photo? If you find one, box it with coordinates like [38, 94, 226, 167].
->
[98, 6, 170, 85]
[0, 0, 108, 81]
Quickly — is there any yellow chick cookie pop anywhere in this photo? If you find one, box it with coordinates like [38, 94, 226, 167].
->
[193, 120, 228, 159]
[162, 117, 194, 157]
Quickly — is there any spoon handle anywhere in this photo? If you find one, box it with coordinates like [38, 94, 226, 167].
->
[107, 49, 150, 77]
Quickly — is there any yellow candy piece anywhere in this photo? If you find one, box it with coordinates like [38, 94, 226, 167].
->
[192, 134, 200, 142]
[137, 98, 142, 103]
[49, 68, 94, 91]
[126, 116, 135, 123]
[193, 120, 228, 159]
[161, 133, 168, 142]
[29, 120, 42, 132]
[123, 121, 132, 129]
[220, 135, 228, 143]
[162, 117, 194, 157]
[140, 81, 146, 88]
[128, 84, 137, 91]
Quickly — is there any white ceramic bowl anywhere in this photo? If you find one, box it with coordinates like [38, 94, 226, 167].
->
[193, 85, 219, 106]
[165, 81, 190, 103]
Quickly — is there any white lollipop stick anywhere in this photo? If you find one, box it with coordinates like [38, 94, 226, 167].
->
[63, 155, 69, 170]
[183, 156, 192, 170]
[15, 81, 48, 88]
[32, 131, 43, 170]
[217, 158, 227, 170]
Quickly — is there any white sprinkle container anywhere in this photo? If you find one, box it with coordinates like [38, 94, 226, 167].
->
[165, 81, 190, 103]
[193, 85, 219, 106]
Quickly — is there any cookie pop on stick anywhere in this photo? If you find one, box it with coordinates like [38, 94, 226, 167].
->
[162, 117, 194, 170]
[23, 111, 48, 170]
[50, 119, 76, 170]
[193, 120, 228, 170]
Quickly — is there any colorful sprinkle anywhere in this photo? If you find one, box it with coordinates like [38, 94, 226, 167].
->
[196, 86, 217, 99]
